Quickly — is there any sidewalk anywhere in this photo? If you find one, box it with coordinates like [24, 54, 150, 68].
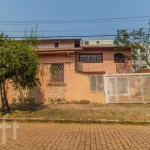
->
[1, 122, 150, 150]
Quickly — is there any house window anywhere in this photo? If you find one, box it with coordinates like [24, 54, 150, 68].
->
[54, 43, 59, 48]
[79, 54, 103, 63]
[50, 63, 64, 82]
[114, 53, 124, 63]
[96, 41, 99, 44]
[85, 41, 89, 45]
[89, 75, 104, 92]
[75, 41, 80, 47]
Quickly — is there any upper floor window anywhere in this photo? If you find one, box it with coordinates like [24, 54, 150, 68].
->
[96, 41, 99, 44]
[54, 42, 59, 48]
[114, 53, 124, 63]
[79, 53, 103, 63]
[75, 41, 80, 47]
[85, 41, 89, 45]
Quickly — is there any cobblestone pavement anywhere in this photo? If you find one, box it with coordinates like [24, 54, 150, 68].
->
[0, 122, 150, 150]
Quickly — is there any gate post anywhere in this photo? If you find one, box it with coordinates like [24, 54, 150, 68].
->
[104, 74, 109, 104]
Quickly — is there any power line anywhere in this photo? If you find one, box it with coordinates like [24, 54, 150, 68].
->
[2, 28, 148, 33]
[6, 34, 150, 39]
[4, 35, 119, 38]
[0, 20, 149, 25]
[1, 28, 149, 38]
[0, 16, 150, 23]
[6, 32, 150, 37]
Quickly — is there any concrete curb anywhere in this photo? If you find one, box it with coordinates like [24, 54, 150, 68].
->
[0, 118, 150, 125]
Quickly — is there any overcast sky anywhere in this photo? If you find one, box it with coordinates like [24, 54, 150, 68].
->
[0, 0, 150, 39]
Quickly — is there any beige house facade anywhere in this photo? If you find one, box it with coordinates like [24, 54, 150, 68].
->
[8, 38, 132, 104]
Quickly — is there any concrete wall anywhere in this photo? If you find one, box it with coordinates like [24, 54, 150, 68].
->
[65, 63, 106, 103]
[37, 40, 75, 48]
[38, 53, 74, 64]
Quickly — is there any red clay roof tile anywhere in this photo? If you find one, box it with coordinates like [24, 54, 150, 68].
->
[35, 47, 83, 52]
[80, 45, 115, 48]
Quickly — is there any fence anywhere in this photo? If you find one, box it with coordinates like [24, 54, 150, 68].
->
[105, 73, 150, 103]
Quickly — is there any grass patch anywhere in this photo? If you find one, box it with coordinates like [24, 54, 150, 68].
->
[0, 103, 150, 122]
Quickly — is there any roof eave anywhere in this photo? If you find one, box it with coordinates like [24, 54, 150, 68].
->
[36, 50, 81, 54]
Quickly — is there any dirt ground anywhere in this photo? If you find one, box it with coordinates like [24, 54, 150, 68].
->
[1, 103, 150, 122]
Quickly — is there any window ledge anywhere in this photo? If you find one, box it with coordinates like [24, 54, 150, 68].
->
[114, 62, 124, 63]
[48, 82, 66, 86]
[79, 62, 103, 63]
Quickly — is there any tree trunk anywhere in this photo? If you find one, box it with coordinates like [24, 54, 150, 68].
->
[3, 81, 10, 113]
[0, 83, 5, 114]
[0, 81, 10, 115]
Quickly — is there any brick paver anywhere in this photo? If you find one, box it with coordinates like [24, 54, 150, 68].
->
[0, 122, 150, 150]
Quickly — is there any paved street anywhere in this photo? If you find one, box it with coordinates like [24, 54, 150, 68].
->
[0, 122, 150, 150]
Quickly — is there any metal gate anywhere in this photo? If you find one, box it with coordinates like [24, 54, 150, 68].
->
[105, 73, 150, 103]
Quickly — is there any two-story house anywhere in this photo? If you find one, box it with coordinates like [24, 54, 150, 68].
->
[10, 38, 132, 104]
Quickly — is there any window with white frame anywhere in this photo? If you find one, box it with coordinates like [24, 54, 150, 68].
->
[89, 75, 104, 92]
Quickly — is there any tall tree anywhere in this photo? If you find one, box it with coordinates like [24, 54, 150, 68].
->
[114, 22, 150, 70]
[0, 31, 39, 115]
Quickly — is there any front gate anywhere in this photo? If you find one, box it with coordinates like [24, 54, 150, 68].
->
[105, 73, 150, 103]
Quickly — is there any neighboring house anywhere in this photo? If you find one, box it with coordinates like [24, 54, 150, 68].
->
[9, 38, 132, 104]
